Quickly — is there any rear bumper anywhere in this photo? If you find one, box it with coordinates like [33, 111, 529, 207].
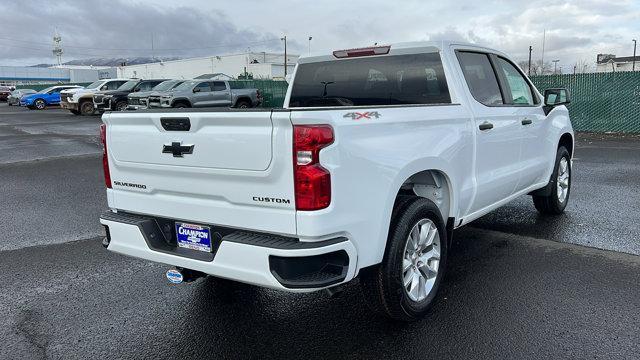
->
[100, 211, 357, 291]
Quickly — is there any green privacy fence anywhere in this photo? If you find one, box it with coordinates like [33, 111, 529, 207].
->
[229, 80, 289, 108]
[530, 72, 640, 133]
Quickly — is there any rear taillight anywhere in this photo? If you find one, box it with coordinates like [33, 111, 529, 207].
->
[99, 124, 112, 188]
[293, 125, 334, 210]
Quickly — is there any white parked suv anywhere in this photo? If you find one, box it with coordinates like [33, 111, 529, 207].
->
[99, 41, 573, 321]
[60, 79, 128, 115]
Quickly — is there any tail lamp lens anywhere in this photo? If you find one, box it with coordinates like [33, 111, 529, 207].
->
[99, 124, 112, 188]
[293, 125, 334, 210]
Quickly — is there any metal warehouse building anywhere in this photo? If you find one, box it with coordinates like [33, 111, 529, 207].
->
[0, 65, 116, 85]
[116, 52, 298, 80]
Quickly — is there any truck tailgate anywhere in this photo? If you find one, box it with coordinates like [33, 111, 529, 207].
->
[103, 110, 297, 235]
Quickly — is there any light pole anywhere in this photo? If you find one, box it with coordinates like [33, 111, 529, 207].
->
[281, 36, 287, 77]
[552, 59, 560, 74]
[528, 46, 532, 76]
[633, 39, 637, 71]
[308, 36, 313, 54]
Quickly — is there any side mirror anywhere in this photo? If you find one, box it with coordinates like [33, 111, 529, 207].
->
[101, 85, 108, 91]
[193, 88, 201, 93]
[543, 88, 570, 115]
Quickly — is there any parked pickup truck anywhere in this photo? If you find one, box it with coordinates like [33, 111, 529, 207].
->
[127, 79, 185, 110]
[61, 79, 129, 115]
[146, 80, 261, 109]
[99, 41, 573, 321]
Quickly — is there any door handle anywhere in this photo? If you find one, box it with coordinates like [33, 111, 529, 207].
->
[479, 122, 494, 131]
[521, 118, 533, 125]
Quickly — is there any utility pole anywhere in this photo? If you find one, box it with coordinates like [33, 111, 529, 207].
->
[151, 33, 155, 61]
[552, 59, 560, 74]
[633, 39, 637, 71]
[281, 35, 287, 77]
[541, 29, 546, 74]
[528, 46, 532, 75]
[308, 36, 313, 54]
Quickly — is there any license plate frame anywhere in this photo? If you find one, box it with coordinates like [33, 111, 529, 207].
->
[175, 222, 212, 253]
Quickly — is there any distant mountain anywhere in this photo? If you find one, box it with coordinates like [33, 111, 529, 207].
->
[63, 57, 181, 67]
[29, 57, 182, 68]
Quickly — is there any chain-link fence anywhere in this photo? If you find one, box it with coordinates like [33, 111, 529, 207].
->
[531, 72, 640, 133]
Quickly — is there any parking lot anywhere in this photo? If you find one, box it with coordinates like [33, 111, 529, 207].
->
[1, 103, 639, 359]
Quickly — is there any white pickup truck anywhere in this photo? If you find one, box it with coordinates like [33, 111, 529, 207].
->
[99, 41, 573, 321]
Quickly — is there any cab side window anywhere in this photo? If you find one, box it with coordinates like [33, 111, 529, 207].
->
[496, 57, 536, 105]
[106, 81, 124, 90]
[456, 51, 504, 106]
[211, 82, 226, 91]
[194, 82, 212, 92]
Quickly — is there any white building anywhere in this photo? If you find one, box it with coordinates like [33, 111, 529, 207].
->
[596, 54, 640, 72]
[0, 65, 116, 85]
[115, 52, 298, 80]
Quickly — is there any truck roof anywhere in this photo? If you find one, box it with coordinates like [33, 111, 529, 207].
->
[298, 40, 509, 64]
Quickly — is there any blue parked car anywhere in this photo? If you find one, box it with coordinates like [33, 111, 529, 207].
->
[21, 85, 82, 110]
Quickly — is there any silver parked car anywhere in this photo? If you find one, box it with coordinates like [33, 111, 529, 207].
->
[147, 80, 261, 108]
[7, 89, 37, 106]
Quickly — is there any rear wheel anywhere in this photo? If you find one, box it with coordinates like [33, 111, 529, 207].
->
[235, 100, 251, 108]
[532, 146, 571, 215]
[360, 197, 447, 321]
[34, 99, 46, 110]
[80, 100, 94, 116]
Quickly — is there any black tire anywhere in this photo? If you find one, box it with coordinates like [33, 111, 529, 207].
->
[532, 146, 571, 215]
[70, 110, 80, 115]
[235, 100, 251, 108]
[80, 100, 94, 116]
[34, 99, 46, 110]
[359, 197, 448, 321]
[173, 102, 189, 108]
[115, 100, 128, 112]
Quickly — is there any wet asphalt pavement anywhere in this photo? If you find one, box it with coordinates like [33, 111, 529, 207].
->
[1, 104, 639, 359]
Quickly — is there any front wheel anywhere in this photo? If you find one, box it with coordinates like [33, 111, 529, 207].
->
[34, 99, 46, 110]
[532, 146, 571, 215]
[115, 101, 128, 111]
[359, 197, 447, 321]
[80, 101, 94, 116]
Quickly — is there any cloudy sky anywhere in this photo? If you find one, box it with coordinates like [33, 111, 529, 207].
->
[0, 0, 638, 72]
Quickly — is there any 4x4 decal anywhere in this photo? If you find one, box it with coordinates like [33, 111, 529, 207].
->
[343, 111, 381, 120]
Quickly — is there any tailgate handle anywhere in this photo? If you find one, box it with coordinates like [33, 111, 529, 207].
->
[161, 117, 191, 131]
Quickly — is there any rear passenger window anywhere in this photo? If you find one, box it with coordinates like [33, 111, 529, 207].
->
[212, 82, 226, 91]
[289, 53, 451, 107]
[496, 57, 535, 105]
[456, 52, 503, 106]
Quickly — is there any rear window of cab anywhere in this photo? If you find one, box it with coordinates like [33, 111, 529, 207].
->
[289, 53, 451, 107]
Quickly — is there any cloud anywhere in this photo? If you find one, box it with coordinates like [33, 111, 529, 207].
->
[0, 0, 288, 65]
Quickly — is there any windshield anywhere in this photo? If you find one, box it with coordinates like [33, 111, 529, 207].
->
[289, 53, 451, 107]
[86, 81, 104, 89]
[38, 86, 56, 94]
[117, 80, 139, 91]
[173, 80, 198, 91]
[152, 80, 183, 91]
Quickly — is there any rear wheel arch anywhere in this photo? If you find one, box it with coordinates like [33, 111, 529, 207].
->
[396, 169, 453, 222]
[234, 97, 252, 107]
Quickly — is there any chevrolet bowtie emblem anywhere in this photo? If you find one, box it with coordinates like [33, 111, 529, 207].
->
[162, 141, 194, 157]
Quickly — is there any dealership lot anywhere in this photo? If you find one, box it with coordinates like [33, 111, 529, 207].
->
[1, 104, 639, 358]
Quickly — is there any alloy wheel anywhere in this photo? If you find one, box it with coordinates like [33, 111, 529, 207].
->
[402, 218, 441, 302]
